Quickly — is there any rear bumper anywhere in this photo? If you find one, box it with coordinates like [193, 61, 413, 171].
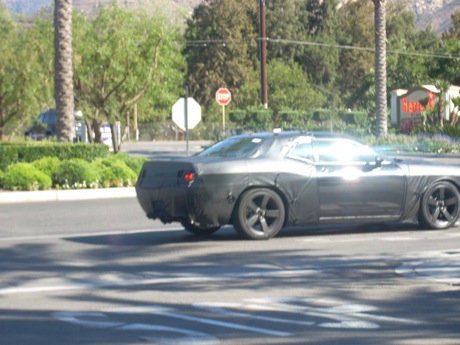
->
[136, 183, 189, 223]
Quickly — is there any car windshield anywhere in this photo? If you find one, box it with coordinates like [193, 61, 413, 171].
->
[198, 136, 265, 158]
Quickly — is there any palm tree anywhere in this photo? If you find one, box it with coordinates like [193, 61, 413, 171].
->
[373, 0, 387, 137]
[54, 0, 75, 142]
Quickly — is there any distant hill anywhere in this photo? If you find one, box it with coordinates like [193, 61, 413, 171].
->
[1, 0, 459, 35]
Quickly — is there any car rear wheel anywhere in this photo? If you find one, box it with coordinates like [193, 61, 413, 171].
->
[418, 181, 460, 229]
[233, 188, 285, 240]
[181, 221, 221, 236]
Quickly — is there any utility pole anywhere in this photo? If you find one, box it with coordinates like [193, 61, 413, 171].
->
[259, 0, 268, 108]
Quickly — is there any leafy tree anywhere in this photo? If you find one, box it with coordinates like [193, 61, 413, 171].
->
[300, 0, 340, 88]
[0, 5, 21, 140]
[386, 8, 439, 90]
[428, 36, 460, 86]
[442, 11, 460, 40]
[0, 6, 54, 140]
[336, 1, 374, 99]
[73, 4, 185, 151]
[266, 0, 340, 92]
[184, 0, 258, 111]
[54, 0, 75, 142]
[265, 59, 326, 114]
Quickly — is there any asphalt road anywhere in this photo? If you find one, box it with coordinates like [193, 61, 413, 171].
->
[1, 197, 460, 345]
[1, 141, 460, 344]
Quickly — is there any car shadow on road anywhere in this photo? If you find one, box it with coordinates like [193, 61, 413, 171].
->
[61, 222, 438, 247]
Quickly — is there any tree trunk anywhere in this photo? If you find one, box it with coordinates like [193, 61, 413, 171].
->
[92, 119, 102, 144]
[54, 0, 75, 142]
[373, 0, 388, 138]
[110, 122, 120, 154]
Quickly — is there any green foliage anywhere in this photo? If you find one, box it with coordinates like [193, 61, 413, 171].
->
[0, 8, 55, 140]
[93, 157, 138, 187]
[278, 109, 313, 130]
[362, 132, 460, 154]
[229, 110, 247, 126]
[265, 59, 326, 114]
[32, 156, 62, 178]
[111, 153, 148, 174]
[229, 107, 272, 131]
[338, 110, 370, 126]
[0, 143, 18, 170]
[73, 3, 186, 141]
[0, 142, 109, 169]
[184, 0, 258, 110]
[53, 159, 101, 189]
[313, 109, 339, 123]
[2, 163, 52, 191]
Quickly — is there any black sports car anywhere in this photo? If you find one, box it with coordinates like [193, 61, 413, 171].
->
[135, 131, 460, 239]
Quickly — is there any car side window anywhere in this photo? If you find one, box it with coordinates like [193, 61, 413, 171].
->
[289, 142, 317, 162]
[313, 139, 377, 163]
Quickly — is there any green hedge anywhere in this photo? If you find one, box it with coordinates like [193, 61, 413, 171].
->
[0, 152, 147, 191]
[0, 142, 110, 170]
[2, 163, 52, 191]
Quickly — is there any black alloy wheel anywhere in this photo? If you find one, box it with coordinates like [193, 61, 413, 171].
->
[418, 181, 460, 229]
[233, 188, 285, 240]
[181, 221, 221, 235]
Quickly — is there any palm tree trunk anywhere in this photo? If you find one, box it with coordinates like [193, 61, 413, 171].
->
[54, 0, 75, 142]
[373, 0, 388, 138]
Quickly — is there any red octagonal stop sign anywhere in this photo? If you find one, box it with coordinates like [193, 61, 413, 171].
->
[216, 88, 232, 106]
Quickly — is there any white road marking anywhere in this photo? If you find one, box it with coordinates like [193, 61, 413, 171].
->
[0, 269, 319, 295]
[53, 296, 422, 345]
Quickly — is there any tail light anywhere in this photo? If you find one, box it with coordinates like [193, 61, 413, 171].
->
[183, 171, 195, 182]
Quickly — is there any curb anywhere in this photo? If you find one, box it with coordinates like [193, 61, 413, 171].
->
[0, 187, 136, 204]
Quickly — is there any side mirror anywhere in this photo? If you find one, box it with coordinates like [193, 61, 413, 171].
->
[375, 156, 384, 167]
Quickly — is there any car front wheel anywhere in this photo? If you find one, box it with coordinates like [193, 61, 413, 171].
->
[418, 181, 460, 229]
[233, 188, 285, 240]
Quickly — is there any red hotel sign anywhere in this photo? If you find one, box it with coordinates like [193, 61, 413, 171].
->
[401, 91, 436, 113]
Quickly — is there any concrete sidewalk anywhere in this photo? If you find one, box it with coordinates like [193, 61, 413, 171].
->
[0, 187, 135, 204]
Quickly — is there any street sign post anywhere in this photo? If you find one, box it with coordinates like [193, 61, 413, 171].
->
[215, 88, 231, 133]
[172, 96, 201, 156]
[172, 97, 201, 131]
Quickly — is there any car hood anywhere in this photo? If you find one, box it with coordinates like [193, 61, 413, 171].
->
[395, 157, 460, 177]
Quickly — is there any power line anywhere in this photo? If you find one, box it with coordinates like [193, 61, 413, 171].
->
[184, 37, 460, 60]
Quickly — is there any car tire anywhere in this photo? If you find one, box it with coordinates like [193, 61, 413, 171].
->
[181, 221, 221, 236]
[233, 188, 285, 240]
[418, 181, 460, 230]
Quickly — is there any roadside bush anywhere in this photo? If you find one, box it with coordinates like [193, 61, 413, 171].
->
[363, 133, 460, 153]
[0, 142, 110, 170]
[53, 159, 101, 189]
[93, 157, 137, 187]
[2, 163, 52, 191]
[32, 157, 62, 178]
[0, 169, 4, 188]
[111, 153, 147, 174]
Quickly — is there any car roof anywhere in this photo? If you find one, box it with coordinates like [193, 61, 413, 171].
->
[235, 130, 352, 140]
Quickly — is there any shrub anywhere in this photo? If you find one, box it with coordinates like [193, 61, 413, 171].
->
[0, 142, 110, 170]
[111, 153, 147, 174]
[93, 157, 138, 187]
[2, 163, 52, 191]
[53, 158, 101, 189]
[278, 109, 313, 129]
[32, 157, 62, 178]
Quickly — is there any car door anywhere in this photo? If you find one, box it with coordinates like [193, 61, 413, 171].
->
[313, 138, 406, 222]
